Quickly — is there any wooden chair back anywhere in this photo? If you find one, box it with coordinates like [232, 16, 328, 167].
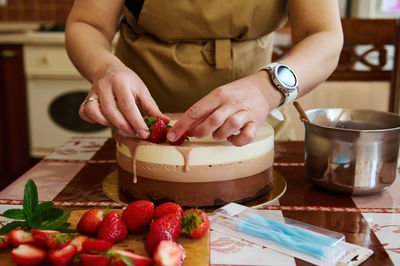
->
[272, 18, 400, 113]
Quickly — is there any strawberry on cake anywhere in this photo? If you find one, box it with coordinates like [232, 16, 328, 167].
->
[115, 114, 274, 207]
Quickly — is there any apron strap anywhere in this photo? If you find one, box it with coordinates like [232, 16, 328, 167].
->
[201, 39, 233, 69]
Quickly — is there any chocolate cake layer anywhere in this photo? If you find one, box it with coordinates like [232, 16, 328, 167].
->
[118, 165, 273, 207]
[117, 149, 274, 182]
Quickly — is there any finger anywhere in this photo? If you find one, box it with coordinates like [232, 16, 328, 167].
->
[79, 105, 96, 123]
[212, 110, 250, 140]
[96, 84, 136, 136]
[227, 121, 258, 147]
[167, 96, 219, 142]
[82, 99, 112, 127]
[115, 86, 150, 139]
[191, 103, 239, 139]
[138, 87, 170, 122]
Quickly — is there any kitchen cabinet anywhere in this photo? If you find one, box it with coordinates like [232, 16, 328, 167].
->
[0, 44, 32, 187]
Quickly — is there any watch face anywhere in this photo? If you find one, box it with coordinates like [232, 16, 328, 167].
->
[277, 65, 297, 90]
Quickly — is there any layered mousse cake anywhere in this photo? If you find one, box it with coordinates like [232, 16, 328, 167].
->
[115, 118, 274, 207]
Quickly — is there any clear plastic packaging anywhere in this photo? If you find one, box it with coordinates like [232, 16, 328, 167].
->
[211, 203, 347, 265]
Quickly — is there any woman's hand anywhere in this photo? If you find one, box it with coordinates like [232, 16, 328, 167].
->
[79, 62, 168, 139]
[167, 71, 283, 146]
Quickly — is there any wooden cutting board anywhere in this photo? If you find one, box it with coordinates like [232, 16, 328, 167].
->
[0, 209, 209, 265]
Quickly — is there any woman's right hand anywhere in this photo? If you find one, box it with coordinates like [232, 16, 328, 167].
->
[79, 61, 168, 139]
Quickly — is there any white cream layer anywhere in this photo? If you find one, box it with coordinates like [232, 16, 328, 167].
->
[117, 122, 274, 166]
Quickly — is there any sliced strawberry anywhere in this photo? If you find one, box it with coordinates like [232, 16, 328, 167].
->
[98, 211, 128, 244]
[145, 116, 169, 143]
[145, 211, 182, 255]
[0, 235, 10, 249]
[81, 253, 111, 266]
[77, 208, 108, 235]
[82, 239, 113, 254]
[31, 229, 60, 249]
[182, 208, 210, 238]
[154, 202, 183, 220]
[122, 200, 154, 233]
[11, 244, 47, 266]
[48, 243, 77, 266]
[9, 229, 34, 247]
[70, 235, 89, 254]
[153, 240, 185, 266]
[165, 128, 189, 145]
[114, 249, 154, 266]
[44, 233, 73, 249]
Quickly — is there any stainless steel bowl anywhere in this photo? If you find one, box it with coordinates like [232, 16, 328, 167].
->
[303, 108, 400, 195]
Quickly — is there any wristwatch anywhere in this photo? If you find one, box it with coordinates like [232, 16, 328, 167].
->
[259, 62, 299, 106]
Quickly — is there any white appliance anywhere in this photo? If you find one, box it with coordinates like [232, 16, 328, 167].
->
[24, 36, 111, 158]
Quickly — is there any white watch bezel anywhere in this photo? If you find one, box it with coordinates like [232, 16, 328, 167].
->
[260, 62, 299, 106]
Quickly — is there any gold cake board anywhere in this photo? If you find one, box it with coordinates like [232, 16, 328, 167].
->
[102, 170, 287, 211]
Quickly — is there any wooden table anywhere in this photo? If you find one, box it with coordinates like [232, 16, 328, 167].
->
[0, 137, 399, 265]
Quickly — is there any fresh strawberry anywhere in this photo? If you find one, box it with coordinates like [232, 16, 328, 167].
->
[114, 249, 154, 266]
[43, 233, 73, 249]
[0, 235, 10, 249]
[81, 253, 111, 266]
[98, 211, 128, 244]
[182, 208, 210, 238]
[122, 200, 154, 233]
[70, 235, 89, 254]
[145, 211, 182, 255]
[10, 244, 47, 266]
[48, 243, 77, 266]
[9, 229, 34, 247]
[82, 239, 113, 253]
[165, 128, 189, 145]
[153, 240, 186, 266]
[154, 202, 183, 219]
[145, 116, 169, 143]
[31, 229, 60, 249]
[77, 208, 109, 235]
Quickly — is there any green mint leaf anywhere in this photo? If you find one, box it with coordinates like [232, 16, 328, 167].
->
[32, 204, 62, 225]
[33, 201, 54, 213]
[39, 210, 72, 231]
[3, 209, 25, 220]
[23, 179, 38, 220]
[0, 221, 27, 235]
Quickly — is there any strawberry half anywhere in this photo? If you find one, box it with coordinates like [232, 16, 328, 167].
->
[70, 235, 89, 254]
[48, 243, 77, 266]
[145, 116, 168, 143]
[0, 235, 10, 249]
[77, 208, 109, 235]
[165, 127, 189, 145]
[11, 244, 47, 266]
[82, 239, 113, 254]
[182, 208, 210, 238]
[153, 240, 186, 266]
[9, 229, 34, 247]
[98, 211, 128, 244]
[31, 229, 60, 249]
[81, 253, 111, 266]
[114, 249, 154, 266]
[122, 200, 155, 233]
[154, 202, 183, 220]
[43, 233, 74, 250]
[145, 211, 182, 256]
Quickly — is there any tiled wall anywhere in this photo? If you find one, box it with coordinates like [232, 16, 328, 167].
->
[0, 0, 73, 22]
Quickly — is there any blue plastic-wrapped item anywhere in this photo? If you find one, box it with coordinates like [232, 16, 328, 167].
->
[211, 203, 347, 265]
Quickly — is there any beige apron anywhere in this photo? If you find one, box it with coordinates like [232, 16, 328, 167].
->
[115, 0, 293, 140]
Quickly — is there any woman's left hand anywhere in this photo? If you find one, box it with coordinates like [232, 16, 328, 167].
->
[167, 71, 282, 146]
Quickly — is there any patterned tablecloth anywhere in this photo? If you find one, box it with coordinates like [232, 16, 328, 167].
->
[0, 137, 399, 265]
